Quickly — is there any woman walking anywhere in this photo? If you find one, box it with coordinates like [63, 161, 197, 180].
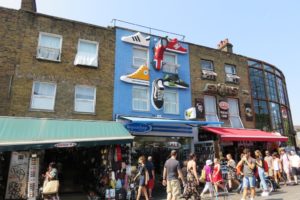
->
[200, 160, 214, 198]
[134, 156, 149, 200]
[43, 162, 60, 200]
[212, 158, 225, 195]
[272, 152, 282, 186]
[183, 153, 200, 199]
[255, 150, 269, 197]
[226, 154, 239, 191]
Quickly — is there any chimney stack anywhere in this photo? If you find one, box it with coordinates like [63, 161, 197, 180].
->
[21, 0, 37, 12]
[217, 38, 233, 53]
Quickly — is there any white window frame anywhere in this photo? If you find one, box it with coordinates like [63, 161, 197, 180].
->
[74, 39, 99, 67]
[228, 98, 244, 128]
[36, 32, 63, 62]
[204, 95, 221, 127]
[163, 52, 179, 74]
[164, 90, 179, 114]
[30, 81, 57, 111]
[132, 46, 148, 68]
[225, 64, 237, 75]
[201, 59, 214, 71]
[74, 85, 96, 113]
[132, 86, 150, 111]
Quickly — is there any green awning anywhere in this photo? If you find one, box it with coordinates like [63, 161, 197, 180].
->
[0, 116, 134, 151]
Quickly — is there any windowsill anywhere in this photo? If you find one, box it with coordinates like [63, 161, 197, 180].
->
[29, 108, 55, 112]
[132, 109, 150, 112]
[36, 57, 61, 63]
[199, 77, 217, 81]
[73, 111, 96, 115]
[163, 112, 180, 115]
[74, 64, 98, 68]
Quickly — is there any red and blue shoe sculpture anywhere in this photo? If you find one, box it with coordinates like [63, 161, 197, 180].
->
[152, 37, 168, 71]
[166, 38, 187, 54]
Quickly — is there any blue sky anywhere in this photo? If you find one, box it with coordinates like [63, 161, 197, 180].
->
[1, 0, 299, 125]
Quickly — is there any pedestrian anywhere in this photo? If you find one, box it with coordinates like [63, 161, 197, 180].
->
[289, 151, 300, 184]
[134, 156, 149, 200]
[264, 150, 273, 177]
[182, 153, 200, 199]
[200, 159, 214, 198]
[162, 150, 185, 200]
[226, 154, 239, 192]
[237, 148, 256, 200]
[43, 162, 60, 200]
[280, 148, 292, 185]
[254, 150, 269, 197]
[212, 158, 225, 195]
[272, 152, 282, 185]
[146, 156, 155, 199]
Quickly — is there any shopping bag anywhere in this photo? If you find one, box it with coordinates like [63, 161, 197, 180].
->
[42, 180, 59, 194]
[200, 168, 206, 183]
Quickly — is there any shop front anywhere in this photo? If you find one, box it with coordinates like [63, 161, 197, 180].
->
[0, 117, 134, 200]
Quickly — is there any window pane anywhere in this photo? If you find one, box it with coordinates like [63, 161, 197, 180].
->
[201, 60, 214, 71]
[205, 114, 221, 127]
[31, 97, 54, 110]
[247, 60, 262, 68]
[164, 91, 178, 114]
[76, 86, 95, 100]
[31, 82, 56, 110]
[276, 77, 286, 105]
[40, 34, 60, 49]
[225, 64, 236, 75]
[249, 68, 266, 99]
[132, 87, 149, 111]
[75, 100, 95, 113]
[164, 54, 176, 64]
[228, 99, 239, 116]
[264, 64, 274, 72]
[34, 82, 55, 96]
[254, 100, 271, 131]
[133, 48, 147, 67]
[265, 72, 278, 102]
[204, 95, 217, 114]
[230, 116, 243, 128]
[78, 41, 97, 55]
[270, 102, 283, 132]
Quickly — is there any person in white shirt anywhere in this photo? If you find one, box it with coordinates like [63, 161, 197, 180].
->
[289, 151, 300, 184]
[280, 149, 292, 185]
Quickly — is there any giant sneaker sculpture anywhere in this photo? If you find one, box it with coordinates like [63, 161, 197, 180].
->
[120, 65, 150, 86]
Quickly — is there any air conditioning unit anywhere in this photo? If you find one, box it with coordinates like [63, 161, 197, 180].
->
[226, 74, 240, 84]
[202, 70, 217, 80]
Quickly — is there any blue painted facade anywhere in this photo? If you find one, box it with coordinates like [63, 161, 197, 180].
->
[113, 28, 192, 120]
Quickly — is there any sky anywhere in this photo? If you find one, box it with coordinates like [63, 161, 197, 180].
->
[1, 0, 300, 125]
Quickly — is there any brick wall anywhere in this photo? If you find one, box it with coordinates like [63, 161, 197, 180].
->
[189, 44, 254, 129]
[0, 8, 115, 120]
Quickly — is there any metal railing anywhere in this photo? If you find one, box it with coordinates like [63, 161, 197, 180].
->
[111, 19, 186, 41]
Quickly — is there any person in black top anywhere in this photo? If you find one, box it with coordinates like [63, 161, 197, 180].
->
[146, 156, 155, 199]
[134, 156, 149, 200]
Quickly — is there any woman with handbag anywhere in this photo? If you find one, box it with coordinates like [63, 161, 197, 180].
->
[43, 162, 60, 200]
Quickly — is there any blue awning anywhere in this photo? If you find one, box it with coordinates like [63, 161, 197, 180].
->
[120, 116, 223, 126]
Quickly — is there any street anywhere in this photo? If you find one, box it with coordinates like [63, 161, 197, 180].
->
[157, 184, 300, 200]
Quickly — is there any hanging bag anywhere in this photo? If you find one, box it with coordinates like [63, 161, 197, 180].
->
[200, 168, 206, 183]
[42, 180, 59, 194]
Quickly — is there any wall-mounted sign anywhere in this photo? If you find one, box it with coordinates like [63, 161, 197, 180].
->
[166, 141, 182, 149]
[195, 98, 205, 119]
[203, 83, 239, 96]
[281, 106, 288, 119]
[219, 100, 229, 119]
[185, 107, 196, 120]
[244, 103, 253, 121]
[125, 123, 152, 133]
[27, 156, 39, 200]
[54, 143, 77, 148]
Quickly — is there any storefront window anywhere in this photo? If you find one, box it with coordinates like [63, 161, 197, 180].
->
[265, 72, 278, 102]
[254, 100, 271, 131]
[270, 102, 283, 133]
[276, 77, 286, 105]
[249, 68, 266, 99]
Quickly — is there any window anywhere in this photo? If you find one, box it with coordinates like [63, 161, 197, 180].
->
[254, 100, 271, 131]
[264, 64, 274, 72]
[228, 98, 244, 128]
[163, 53, 178, 74]
[31, 82, 56, 110]
[276, 77, 286, 105]
[132, 86, 149, 111]
[74, 39, 98, 67]
[204, 95, 220, 127]
[164, 90, 179, 114]
[37, 32, 62, 61]
[249, 68, 266, 99]
[247, 60, 262, 68]
[270, 102, 283, 133]
[201, 60, 214, 71]
[265, 72, 278, 102]
[132, 47, 147, 68]
[74, 85, 96, 113]
[225, 64, 236, 75]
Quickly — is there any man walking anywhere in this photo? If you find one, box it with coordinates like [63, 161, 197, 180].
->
[264, 150, 273, 177]
[162, 150, 185, 200]
[146, 156, 155, 199]
[237, 148, 256, 200]
[290, 151, 300, 184]
[280, 148, 292, 185]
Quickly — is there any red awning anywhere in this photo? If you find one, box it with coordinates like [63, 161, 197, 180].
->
[202, 127, 288, 142]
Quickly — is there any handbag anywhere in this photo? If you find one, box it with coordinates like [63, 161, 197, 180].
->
[42, 180, 59, 194]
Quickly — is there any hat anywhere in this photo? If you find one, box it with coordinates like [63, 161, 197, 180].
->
[206, 159, 213, 165]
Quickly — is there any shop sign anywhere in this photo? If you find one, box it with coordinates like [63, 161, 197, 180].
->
[244, 103, 253, 121]
[185, 107, 196, 120]
[203, 83, 239, 96]
[27, 156, 39, 199]
[195, 98, 205, 119]
[167, 141, 181, 149]
[54, 142, 77, 148]
[219, 100, 229, 119]
[125, 123, 152, 133]
[281, 106, 288, 119]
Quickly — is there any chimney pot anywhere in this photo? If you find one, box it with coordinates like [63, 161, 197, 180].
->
[217, 38, 233, 53]
[21, 0, 36, 12]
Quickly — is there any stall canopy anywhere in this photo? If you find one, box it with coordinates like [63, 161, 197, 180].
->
[202, 127, 288, 142]
[0, 116, 134, 151]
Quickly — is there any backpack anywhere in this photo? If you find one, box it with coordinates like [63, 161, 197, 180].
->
[200, 168, 206, 183]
